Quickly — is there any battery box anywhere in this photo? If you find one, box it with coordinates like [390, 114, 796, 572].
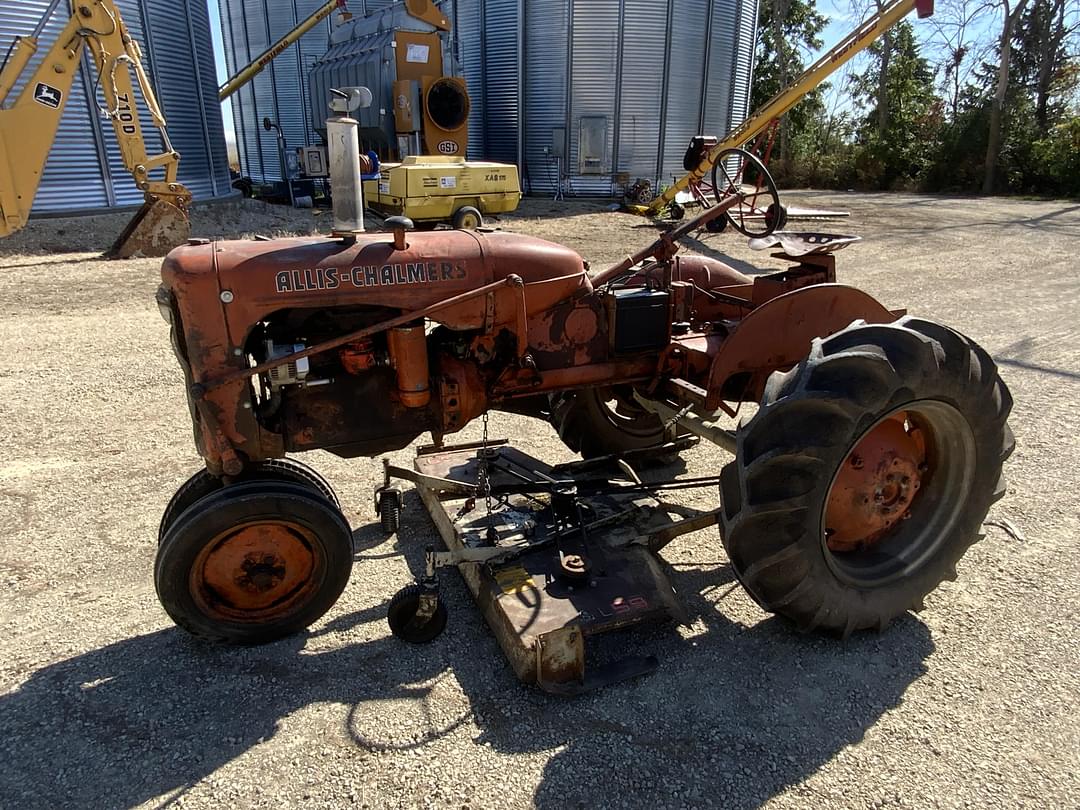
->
[609, 288, 670, 353]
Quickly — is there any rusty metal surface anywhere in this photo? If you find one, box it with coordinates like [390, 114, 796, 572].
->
[192, 520, 319, 620]
[703, 284, 898, 410]
[825, 413, 926, 552]
[387, 325, 430, 407]
[108, 197, 190, 258]
[159, 196, 901, 483]
[413, 443, 700, 693]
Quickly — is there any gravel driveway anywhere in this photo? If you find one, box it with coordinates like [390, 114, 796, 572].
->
[0, 193, 1077, 809]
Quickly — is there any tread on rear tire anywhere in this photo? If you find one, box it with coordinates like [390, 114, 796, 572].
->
[719, 316, 1013, 636]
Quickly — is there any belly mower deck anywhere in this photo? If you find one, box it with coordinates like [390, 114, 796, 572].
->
[376, 438, 720, 695]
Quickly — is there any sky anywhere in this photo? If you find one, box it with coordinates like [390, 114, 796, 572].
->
[206, 0, 236, 150]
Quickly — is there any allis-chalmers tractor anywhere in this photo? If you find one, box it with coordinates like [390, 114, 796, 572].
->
[154, 150, 1011, 685]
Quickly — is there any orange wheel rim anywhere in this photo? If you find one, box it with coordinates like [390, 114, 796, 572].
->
[825, 412, 927, 552]
[191, 520, 321, 621]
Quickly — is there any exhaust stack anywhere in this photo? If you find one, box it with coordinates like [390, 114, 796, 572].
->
[327, 87, 373, 235]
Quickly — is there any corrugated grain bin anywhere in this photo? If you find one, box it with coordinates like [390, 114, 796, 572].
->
[0, 0, 231, 213]
[452, 0, 759, 196]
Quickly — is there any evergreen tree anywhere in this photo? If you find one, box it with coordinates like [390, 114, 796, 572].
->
[851, 21, 941, 189]
[751, 0, 828, 174]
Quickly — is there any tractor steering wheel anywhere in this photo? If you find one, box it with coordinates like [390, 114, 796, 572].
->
[710, 147, 783, 238]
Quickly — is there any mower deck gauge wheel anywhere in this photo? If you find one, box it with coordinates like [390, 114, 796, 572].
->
[387, 584, 448, 643]
[378, 490, 402, 535]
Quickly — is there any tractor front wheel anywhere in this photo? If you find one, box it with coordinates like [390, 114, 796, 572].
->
[158, 459, 339, 544]
[155, 481, 353, 643]
[719, 317, 1013, 636]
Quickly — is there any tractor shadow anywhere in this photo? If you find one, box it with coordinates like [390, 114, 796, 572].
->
[0, 504, 933, 810]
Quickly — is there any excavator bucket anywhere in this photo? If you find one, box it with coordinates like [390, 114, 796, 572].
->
[106, 196, 190, 259]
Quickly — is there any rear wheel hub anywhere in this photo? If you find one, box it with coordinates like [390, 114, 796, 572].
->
[825, 413, 925, 552]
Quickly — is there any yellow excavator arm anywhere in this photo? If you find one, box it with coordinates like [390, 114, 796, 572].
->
[0, 0, 191, 257]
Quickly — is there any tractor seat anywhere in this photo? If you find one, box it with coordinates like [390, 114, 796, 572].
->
[748, 232, 861, 256]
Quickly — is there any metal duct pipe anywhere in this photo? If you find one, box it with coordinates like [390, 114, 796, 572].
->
[326, 86, 373, 234]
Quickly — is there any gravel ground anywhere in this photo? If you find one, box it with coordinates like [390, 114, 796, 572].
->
[0, 193, 1077, 809]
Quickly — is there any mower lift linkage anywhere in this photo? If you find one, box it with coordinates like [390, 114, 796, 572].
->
[378, 436, 726, 640]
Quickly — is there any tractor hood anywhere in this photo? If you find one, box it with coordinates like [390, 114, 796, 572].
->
[160, 229, 590, 340]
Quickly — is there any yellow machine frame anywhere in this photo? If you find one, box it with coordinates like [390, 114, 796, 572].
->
[218, 0, 349, 101]
[0, 0, 191, 256]
[364, 156, 521, 227]
[635, 0, 935, 216]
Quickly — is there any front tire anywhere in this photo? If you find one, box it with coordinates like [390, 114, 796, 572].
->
[158, 458, 339, 544]
[155, 481, 354, 643]
[719, 317, 1013, 636]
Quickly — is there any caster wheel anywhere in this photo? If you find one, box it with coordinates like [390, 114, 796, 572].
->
[668, 202, 685, 221]
[765, 202, 788, 232]
[705, 214, 728, 233]
[378, 490, 401, 535]
[387, 584, 448, 643]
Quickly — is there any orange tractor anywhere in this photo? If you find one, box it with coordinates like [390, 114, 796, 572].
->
[154, 150, 1011, 685]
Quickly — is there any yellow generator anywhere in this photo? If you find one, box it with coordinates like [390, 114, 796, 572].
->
[364, 156, 521, 229]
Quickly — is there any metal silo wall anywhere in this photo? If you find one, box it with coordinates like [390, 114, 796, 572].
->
[480, 1, 520, 165]
[142, 0, 232, 200]
[505, 0, 755, 197]
[0, 0, 229, 214]
[219, 0, 338, 182]
[616, 0, 668, 186]
[455, 0, 486, 158]
[521, 0, 568, 195]
[733, 0, 759, 124]
[453, 0, 519, 165]
[659, 0, 709, 186]
[358, 0, 397, 13]
[568, 0, 619, 196]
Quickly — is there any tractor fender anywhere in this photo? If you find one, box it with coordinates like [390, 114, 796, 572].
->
[704, 283, 899, 410]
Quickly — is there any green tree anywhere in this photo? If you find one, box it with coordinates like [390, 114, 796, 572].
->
[1011, 0, 1078, 129]
[850, 21, 942, 189]
[751, 0, 828, 173]
[983, 0, 1030, 193]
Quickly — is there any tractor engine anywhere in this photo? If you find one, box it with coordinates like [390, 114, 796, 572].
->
[158, 228, 588, 468]
[248, 308, 441, 457]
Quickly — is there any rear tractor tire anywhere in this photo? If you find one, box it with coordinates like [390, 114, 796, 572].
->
[719, 317, 1013, 636]
[550, 386, 678, 461]
[155, 481, 354, 644]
